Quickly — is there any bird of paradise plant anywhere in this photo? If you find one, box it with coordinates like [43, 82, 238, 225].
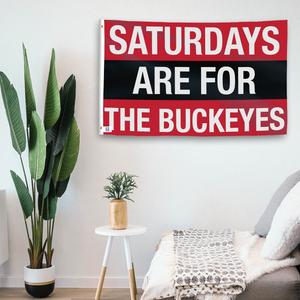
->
[0, 44, 80, 269]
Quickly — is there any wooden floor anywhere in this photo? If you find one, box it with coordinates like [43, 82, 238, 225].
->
[0, 288, 144, 300]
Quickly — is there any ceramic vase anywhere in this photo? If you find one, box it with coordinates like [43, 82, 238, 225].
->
[24, 264, 55, 298]
[109, 199, 127, 229]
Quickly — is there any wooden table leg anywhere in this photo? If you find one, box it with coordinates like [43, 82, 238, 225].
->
[95, 236, 113, 300]
[132, 263, 137, 294]
[124, 236, 136, 300]
[128, 268, 136, 300]
[95, 266, 106, 300]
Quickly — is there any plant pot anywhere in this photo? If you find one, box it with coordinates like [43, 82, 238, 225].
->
[24, 265, 55, 298]
[109, 199, 127, 229]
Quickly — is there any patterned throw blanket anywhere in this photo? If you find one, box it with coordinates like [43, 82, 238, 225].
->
[173, 229, 246, 299]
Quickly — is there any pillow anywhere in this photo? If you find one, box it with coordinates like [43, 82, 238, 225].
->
[254, 169, 300, 237]
[261, 180, 300, 260]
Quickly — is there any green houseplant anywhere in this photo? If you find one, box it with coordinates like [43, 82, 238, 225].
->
[103, 172, 137, 230]
[0, 45, 80, 297]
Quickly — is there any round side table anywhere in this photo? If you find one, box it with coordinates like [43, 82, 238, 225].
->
[94, 225, 147, 300]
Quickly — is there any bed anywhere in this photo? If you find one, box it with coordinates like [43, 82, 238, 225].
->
[141, 170, 300, 300]
[142, 267, 300, 300]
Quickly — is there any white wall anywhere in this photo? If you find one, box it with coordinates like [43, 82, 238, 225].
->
[1, 0, 300, 288]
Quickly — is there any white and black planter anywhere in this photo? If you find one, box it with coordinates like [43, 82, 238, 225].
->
[24, 265, 55, 298]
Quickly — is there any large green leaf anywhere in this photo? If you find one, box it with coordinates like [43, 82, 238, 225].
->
[44, 196, 57, 221]
[29, 111, 46, 180]
[10, 170, 33, 219]
[0, 72, 26, 155]
[46, 122, 58, 144]
[56, 176, 70, 197]
[44, 49, 60, 130]
[38, 181, 57, 220]
[47, 75, 76, 155]
[54, 75, 76, 155]
[37, 142, 55, 198]
[23, 44, 36, 128]
[52, 117, 80, 183]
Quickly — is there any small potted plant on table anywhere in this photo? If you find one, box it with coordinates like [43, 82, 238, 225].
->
[103, 172, 138, 230]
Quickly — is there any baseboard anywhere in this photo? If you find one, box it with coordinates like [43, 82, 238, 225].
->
[0, 276, 144, 288]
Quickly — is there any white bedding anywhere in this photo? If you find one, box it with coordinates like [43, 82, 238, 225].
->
[141, 230, 300, 300]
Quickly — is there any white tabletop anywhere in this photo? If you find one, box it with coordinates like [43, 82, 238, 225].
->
[95, 225, 147, 236]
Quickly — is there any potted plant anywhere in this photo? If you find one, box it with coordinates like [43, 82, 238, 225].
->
[0, 44, 80, 297]
[103, 172, 138, 230]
